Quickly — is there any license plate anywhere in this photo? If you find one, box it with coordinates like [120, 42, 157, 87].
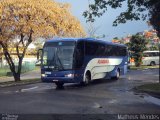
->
[53, 80, 59, 82]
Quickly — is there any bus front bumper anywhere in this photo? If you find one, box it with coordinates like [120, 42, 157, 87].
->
[41, 77, 77, 83]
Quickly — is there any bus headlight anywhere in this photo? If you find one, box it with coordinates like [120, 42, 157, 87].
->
[41, 74, 46, 77]
[65, 74, 74, 78]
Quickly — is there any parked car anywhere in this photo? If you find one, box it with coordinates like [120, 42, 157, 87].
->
[142, 51, 159, 66]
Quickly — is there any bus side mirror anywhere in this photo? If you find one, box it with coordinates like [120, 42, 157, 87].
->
[37, 49, 43, 62]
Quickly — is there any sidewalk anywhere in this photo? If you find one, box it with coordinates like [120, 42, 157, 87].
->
[0, 69, 41, 83]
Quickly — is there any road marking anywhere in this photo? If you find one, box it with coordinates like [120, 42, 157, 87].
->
[144, 96, 160, 106]
[2, 91, 12, 94]
[21, 86, 38, 92]
[144, 72, 154, 75]
[128, 76, 131, 80]
[93, 102, 102, 108]
[109, 99, 117, 104]
[154, 75, 159, 77]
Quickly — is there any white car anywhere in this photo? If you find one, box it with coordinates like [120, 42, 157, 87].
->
[142, 51, 159, 66]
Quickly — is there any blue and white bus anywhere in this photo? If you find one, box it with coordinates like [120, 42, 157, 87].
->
[38, 38, 128, 88]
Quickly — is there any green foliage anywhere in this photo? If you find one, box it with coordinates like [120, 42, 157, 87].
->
[148, 45, 159, 51]
[83, 0, 160, 37]
[113, 37, 119, 40]
[83, 0, 108, 22]
[128, 34, 148, 67]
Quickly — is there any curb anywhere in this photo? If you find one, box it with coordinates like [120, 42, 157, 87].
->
[129, 66, 159, 70]
[0, 79, 41, 88]
[134, 86, 160, 99]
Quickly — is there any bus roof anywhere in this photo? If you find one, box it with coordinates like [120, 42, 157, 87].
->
[46, 38, 126, 47]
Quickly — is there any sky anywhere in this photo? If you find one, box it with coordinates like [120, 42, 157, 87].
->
[57, 0, 151, 41]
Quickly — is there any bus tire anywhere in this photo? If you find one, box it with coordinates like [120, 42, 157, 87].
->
[150, 61, 156, 66]
[80, 72, 91, 86]
[55, 82, 64, 89]
[112, 69, 120, 80]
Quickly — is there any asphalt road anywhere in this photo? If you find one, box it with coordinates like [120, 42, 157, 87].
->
[0, 69, 159, 119]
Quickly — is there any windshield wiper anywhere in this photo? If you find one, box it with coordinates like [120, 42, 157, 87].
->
[47, 50, 55, 66]
[56, 48, 64, 70]
[47, 50, 60, 70]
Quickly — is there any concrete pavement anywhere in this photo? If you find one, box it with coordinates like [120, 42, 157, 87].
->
[0, 69, 159, 114]
[0, 69, 41, 83]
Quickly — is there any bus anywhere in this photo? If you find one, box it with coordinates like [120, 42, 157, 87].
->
[38, 38, 128, 88]
[142, 51, 159, 66]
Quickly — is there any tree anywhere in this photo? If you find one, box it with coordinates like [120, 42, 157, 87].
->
[148, 44, 159, 51]
[113, 37, 119, 40]
[127, 34, 148, 67]
[83, 0, 160, 37]
[28, 38, 45, 55]
[87, 23, 100, 37]
[0, 0, 86, 81]
[87, 23, 105, 38]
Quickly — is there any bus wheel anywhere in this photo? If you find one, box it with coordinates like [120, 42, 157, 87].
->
[112, 69, 120, 80]
[80, 73, 91, 86]
[150, 61, 156, 66]
[55, 82, 64, 89]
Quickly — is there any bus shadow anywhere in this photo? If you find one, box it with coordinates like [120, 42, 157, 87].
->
[55, 79, 118, 90]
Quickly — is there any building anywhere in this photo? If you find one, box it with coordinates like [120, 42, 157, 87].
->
[112, 29, 160, 46]
[112, 39, 121, 44]
[0, 43, 37, 66]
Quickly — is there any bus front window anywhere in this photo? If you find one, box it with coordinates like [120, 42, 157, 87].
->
[42, 41, 75, 70]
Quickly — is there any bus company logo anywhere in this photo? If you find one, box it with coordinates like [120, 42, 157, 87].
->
[98, 59, 109, 64]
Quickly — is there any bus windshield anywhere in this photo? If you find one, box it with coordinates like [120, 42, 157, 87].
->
[42, 41, 75, 70]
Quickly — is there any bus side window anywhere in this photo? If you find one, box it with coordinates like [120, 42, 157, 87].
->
[110, 46, 117, 56]
[96, 43, 105, 56]
[85, 41, 98, 56]
[122, 47, 127, 56]
[105, 45, 112, 56]
[74, 41, 84, 68]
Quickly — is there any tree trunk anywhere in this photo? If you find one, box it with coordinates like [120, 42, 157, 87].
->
[0, 42, 23, 82]
[13, 73, 21, 82]
[4, 53, 21, 81]
[0, 31, 32, 82]
[16, 57, 23, 81]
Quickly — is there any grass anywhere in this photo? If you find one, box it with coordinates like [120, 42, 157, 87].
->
[0, 68, 10, 77]
[0, 66, 40, 77]
[129, 65, 159, 70]
[35, 66, 40, 70]
[0, 78, 41, 87]
[136, 83, 160, 95]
